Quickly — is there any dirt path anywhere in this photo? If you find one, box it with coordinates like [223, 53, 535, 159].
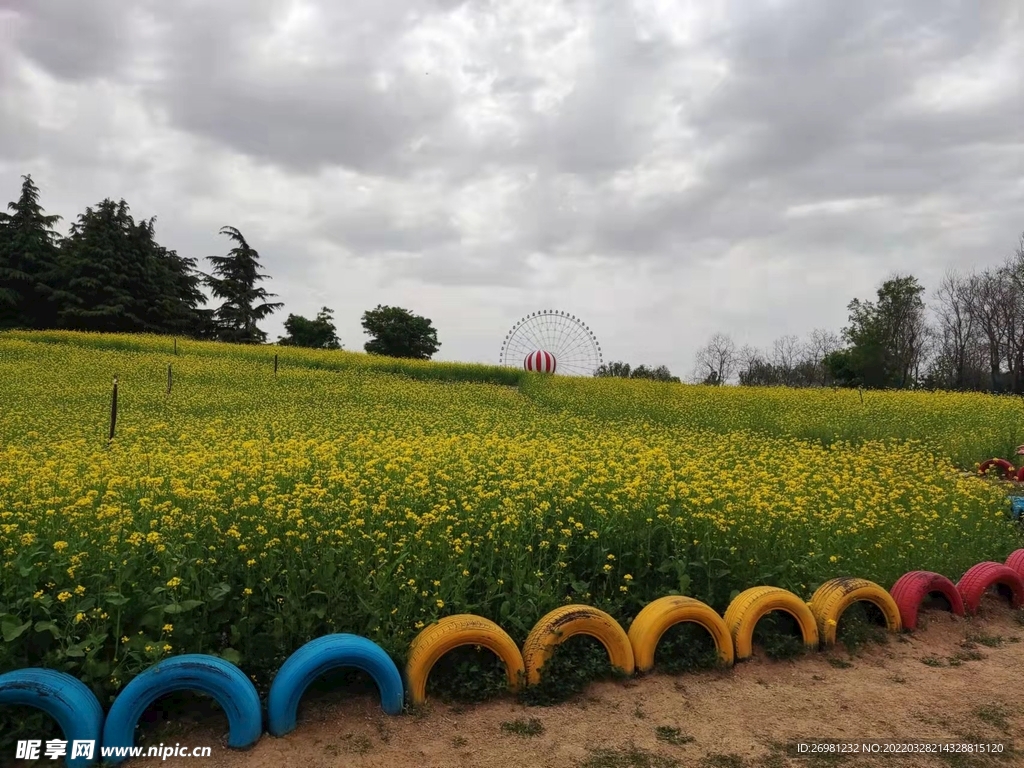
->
[128, 600, 1023, 768]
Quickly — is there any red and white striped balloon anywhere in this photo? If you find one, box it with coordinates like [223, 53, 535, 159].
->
[524, 350, 557, 373]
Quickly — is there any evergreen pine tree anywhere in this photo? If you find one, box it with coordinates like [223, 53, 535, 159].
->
[204, 226, 282, 343]
[52, 199, 208, 334]
[0, 175, 62, 329]
[52, 199, 150, 331]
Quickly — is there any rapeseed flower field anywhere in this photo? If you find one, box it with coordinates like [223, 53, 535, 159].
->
[1, 331, 1021, 708]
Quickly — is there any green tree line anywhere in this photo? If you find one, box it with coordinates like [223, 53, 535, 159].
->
[691, 238, 1024, 393]
[0, 175, 440, 358]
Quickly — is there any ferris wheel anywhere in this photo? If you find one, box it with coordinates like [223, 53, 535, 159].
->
[499, 310, 603, 377]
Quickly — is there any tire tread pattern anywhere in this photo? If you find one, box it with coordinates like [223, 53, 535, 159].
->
[522, 605, 634, 684]
[808, 577, 902, 644]
[1004, 549, 1024, 579]
[723, 586, 819, 659]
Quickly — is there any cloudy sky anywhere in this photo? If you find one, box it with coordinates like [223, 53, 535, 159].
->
[1, 0, 1022, 376]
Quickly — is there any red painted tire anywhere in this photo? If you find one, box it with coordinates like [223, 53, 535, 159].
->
[956, 562, 1024, 614]
[978, 458, 1014, 479]
[889, 571, 964, 630]
[1016, 467, 1024, 483]
[1005, 549, 1024, 580]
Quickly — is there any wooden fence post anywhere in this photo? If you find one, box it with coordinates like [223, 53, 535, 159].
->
[274, 354, 278, 376]
[166, 364, 172, 395]
[109, 376, 119, 441]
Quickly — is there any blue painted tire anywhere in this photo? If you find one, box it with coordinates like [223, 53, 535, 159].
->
[0, 668, 104, 768]
[267, 634, 403, 736]
[102, 654, 262, 763]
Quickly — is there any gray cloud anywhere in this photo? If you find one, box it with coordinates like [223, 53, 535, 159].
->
[0, 0, 140, 82]
[0, 0, 1022, 376]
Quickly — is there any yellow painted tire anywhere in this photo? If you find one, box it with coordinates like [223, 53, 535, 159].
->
[723, 586, 819, 660]
[627, 596, 734, 672]
[522, 605, 635, 684]
[405, 614, 525, 705]
[808, 577, 903, 645]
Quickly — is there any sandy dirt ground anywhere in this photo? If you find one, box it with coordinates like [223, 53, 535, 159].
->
[124, 598, 1023, 768]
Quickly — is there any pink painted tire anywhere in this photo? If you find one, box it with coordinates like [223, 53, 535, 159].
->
[956, 562, 1024, 614]
[978, 458, 1015, 479]
[1005, 549, 1024, 580]
[889, 571, 964, 630]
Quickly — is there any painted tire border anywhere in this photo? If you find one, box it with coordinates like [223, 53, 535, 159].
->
[956, 561, 1024, 614]
[101, 654, 262, 765]
[6, 554, 1024, 754]
[522, 604, 635, 684]
[0, 668, 104, 768]
[889, 570, 964, 630]
[979, 458, 1015, 479]
[267, 634, 403, 737]
[627, 596, 734, 672]
[405, 614, 525, 705]
[723, 586, 819, 659]
[808, 577, 902, 644]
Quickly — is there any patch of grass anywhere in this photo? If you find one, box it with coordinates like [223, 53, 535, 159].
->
[836, 601, 888, 653]
[946, 651, 978, 667]
[752, 612, 806, 660]
[633, 704, 646, 719]
[827, 656, 853, 669]
[755, 754, 786, 768]
[501, 717, 544, 737]
[653, 621, 723, 674]
[340, 734, 373, 754]
[426, 645, 510, 703]
[700, 754, 746, 768]
[577, 744, 679, 768]
[654, 726, 695, 746]
[921, 654, 946, 667]
[973, 703, 1010, 732]
[452, 736, 468, 748]
[889, 674, 907, 683]
[967, 631, 1004, 647]
[521, 635, 617, 706]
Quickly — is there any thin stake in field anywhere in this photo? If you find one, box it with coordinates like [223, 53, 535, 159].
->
[166, 364, 172, 395]
[109, 376, 118, 441]
[173, 337, 178, 356]
[274, 353, 278, 376]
